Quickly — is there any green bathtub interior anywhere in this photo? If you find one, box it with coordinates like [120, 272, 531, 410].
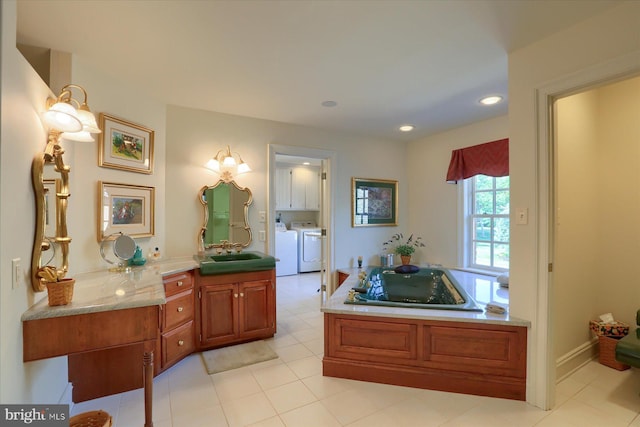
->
[347, 267, 482, 312]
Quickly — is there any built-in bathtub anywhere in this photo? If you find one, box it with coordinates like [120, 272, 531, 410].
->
[346, 266, 482, 312]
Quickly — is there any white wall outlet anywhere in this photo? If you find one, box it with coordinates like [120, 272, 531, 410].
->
[12, 258, 21, 289]
[259, 211, 266, 223]
[516, 208, 528, 225]
[259, 230, 266, 241]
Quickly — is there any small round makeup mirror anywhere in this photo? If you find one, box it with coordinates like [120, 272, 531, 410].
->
[100, 233, 136, 271]
[113, 234, 136, 260]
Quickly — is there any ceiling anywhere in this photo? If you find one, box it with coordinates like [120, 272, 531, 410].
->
[16, 0, 622, 141]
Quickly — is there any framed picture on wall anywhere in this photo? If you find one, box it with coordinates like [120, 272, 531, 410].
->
[98, 113, 154, 174]
[352, 177, 398, 227]
[98, 181, 155, 241]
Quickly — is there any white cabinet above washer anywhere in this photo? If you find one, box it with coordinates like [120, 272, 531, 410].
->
[275, 166, 320, 211]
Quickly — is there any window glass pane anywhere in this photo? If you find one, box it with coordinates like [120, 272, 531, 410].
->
[473, 218, 491, 241]
[474, 242, 491, 266]
[493, 243, 510, 268]
[495, 190, 509, 214]
[494, 218, 510, 242]
[475, 175, 493, 190]
[474, 192, 494, 214]
[495, 176, 510, 189]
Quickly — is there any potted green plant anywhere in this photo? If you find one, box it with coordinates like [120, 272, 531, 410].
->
[383, 233, 425, 265]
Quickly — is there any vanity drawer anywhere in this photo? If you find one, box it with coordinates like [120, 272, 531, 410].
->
[162, 320, 195, 368]
[163, 289, 194, 331]
[163, 272, 193, 297]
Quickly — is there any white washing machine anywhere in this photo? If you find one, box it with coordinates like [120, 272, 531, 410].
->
[275, 223, 298, 277]
[291, 221, 322, 273]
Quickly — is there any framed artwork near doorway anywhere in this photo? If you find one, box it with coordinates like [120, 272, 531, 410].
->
[351, 177, 398, 227]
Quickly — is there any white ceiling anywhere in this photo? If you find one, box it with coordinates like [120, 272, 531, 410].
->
[16, 0, 622, 141]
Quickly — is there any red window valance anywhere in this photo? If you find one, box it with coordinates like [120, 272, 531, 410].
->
[446, 138, 509, 183]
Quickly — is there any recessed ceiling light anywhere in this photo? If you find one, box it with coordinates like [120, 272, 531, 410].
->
[303, 162, 310, 165]
[479, 96, 503, 105]
[399, 125, 415, 132]
[321, 100, 337, 107]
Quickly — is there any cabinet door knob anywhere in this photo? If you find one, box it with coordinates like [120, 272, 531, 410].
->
[177, 281, 183, 286]
[177, 307, 183, 312]
[234, 293, 238, 298]
[178, 340, 184, 346]
[240, 292, 244, 297]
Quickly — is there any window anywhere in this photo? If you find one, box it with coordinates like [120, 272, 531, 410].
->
[463, 175, 509, 271]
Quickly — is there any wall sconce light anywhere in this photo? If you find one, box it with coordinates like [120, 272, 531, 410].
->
[205, 145, 251, 182]
[31, 84, 101, 292]
[42, 84, 101, 142]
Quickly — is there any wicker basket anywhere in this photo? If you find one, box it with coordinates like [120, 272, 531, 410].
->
[598, 335, 630, 371]
[69, 410, 112, 427]
[46, 278, 75, 306]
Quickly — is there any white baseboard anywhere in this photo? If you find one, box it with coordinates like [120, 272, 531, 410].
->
[555, 338, 598, 382]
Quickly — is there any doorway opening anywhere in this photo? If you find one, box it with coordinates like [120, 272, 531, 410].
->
[267, 144, 336, 305]
[536, 56, 640, 410]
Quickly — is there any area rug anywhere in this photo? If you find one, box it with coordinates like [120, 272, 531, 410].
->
[201, 340, 278, 374]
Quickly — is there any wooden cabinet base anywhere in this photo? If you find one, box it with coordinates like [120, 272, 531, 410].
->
[323, 313, 526, 401]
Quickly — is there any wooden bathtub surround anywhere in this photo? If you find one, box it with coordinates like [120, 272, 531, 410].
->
[323, 313, 527, 400]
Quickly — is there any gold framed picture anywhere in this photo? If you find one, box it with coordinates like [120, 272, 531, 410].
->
[98, 181, 155, 241]
[352, 177, 398, 227]
[98, 113, 154, 174]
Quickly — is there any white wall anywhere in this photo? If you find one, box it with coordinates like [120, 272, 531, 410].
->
[1, 0, 68, 404]
[406, 115, 509, 267]
[66, 57, 167, 274]
[0, 0, 168, 403]
[554, 90, 601, 363]
[165, 105, 409, 269]
[509, 1, 640, 408]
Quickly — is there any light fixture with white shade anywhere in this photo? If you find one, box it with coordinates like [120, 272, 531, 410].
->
[205, 145, 251, 182]
[31, 83, 101, 292]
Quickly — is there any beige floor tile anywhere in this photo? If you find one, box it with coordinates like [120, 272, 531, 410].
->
[172, 404, 228, 427]
[274, 342, 314, 362]
[287, 355, 323, 379]
[211, 367, 263, 403]
[221, 392, 277, 427]
[265, 381, 318, 413]
[252, 362, 299, 390]
[302, 374, 355, 400]
[321, 388, 381, 425]
[247, 415, 286, 427]
[279, 401, 342, 427]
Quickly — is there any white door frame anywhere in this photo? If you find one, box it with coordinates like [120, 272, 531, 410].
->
[267, 144, 337, 296]
[534, 51, 640, 410]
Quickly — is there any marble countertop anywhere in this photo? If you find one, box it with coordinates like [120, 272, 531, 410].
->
[21, 257, 198, 322]
[323, 267, 530, 327]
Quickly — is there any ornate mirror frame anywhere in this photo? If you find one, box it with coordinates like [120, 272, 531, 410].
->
[198, 180, 253, 252]
[31, 133, 72, 291]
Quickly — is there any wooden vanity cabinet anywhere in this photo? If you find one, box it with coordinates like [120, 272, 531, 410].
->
[159, 271, 195, 372]
[196, 269, 276, 350]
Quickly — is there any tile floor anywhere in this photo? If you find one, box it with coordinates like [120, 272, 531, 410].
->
[71, 272, 640, 426]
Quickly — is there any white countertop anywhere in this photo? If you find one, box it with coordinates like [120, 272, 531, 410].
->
[21, 257, 198, 322]
[323, 267, 530, 327]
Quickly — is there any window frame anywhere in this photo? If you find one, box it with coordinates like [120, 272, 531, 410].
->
[458, 175, 509, 273]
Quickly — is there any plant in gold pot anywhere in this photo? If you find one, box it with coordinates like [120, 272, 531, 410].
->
[383, 233, 425, 265]
[37, 266, 75, 306]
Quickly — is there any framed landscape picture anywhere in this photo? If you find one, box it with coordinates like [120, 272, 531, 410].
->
[352, 177, 398, 227]
[98, 181, 155, 240]
[98, 113, 154, 174]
